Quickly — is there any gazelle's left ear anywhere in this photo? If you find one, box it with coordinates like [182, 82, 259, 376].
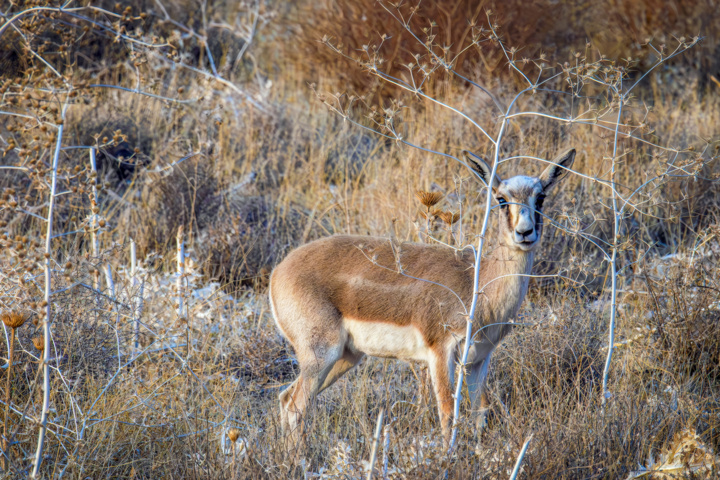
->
[539, 148, 576, 191]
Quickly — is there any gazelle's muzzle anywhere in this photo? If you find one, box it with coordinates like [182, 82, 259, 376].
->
[511, 205, 538, 247]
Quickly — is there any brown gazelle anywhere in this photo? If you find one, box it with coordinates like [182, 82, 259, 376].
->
[270, 148, 576, 444]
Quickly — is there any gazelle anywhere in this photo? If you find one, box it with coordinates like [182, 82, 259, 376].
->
[270, 148, 576, 443]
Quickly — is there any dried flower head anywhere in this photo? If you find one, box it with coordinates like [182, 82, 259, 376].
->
[227, 428, 241, 443]
[415, 190, 442, 208]
[1, 311, 28, 329]
[418, 210, 440, 221]
[32, 336, 44, 351]
[438, 211, 461, 226]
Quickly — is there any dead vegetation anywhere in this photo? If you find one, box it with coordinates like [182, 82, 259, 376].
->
[0, 0, 719, 478]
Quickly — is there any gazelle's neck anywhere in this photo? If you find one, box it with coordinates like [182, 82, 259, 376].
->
[482, 242, 535, 322]
[490, 243, 535, 275]
[468, 242, 536, 349]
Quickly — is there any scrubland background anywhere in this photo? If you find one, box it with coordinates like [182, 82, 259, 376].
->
[1, 0, 720, 478]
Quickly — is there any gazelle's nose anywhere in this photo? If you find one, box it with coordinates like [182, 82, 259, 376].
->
[516, 227, 534, 238]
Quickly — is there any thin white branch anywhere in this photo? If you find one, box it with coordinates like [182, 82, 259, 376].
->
[30, 96, 69, 479]
[366, 408, 385, 480]
[509, 435, 533, 480]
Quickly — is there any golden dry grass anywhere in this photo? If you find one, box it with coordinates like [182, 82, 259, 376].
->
[0, 0, 719, 478]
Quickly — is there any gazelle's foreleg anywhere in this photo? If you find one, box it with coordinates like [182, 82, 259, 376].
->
[428, 348, 456, 444]
[467, 351, 492, 432]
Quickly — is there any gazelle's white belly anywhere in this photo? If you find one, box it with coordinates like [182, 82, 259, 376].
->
[343, 317, 429, 362]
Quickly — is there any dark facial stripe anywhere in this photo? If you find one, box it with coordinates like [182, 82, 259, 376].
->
[534, 194, 545, 227]
[530, 194, 544, 239]
[506, 206, 514, 233]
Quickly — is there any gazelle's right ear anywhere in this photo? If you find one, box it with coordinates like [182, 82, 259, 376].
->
[463, 150, 502, 189]
[539, 148, 576, 192]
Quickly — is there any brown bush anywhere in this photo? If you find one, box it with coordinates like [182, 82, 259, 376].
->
[290, 0, 720, 101]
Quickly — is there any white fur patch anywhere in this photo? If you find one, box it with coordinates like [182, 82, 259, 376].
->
[503, 175, 541, 193]
[344, 318, 429, 361]
[268, 279, 288, 339]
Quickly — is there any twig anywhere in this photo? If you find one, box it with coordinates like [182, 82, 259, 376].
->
[509, 435, 533, 480]
[130, 239, 141, 351]
[367, 408, 385, 480]
[2, 326, 16, 471]
[176, 226, 187, 355]
[602, 93, 623, 407]
[89, 148, 100, 291]
[382, 424, 390, 479]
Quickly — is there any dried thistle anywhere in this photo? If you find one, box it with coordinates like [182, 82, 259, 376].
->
[415, 190, 442, 208]
[227, 428, 241, 443]
[32, 336, 44, 351]
[418, 209, 441, 220]
[627, 428, 720, 478]
[2, 309, 27, 469]
[1, 310, 28, 329]
[438, 211, 460, 226]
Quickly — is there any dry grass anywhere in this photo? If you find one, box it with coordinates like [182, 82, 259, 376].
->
[1, 0, 720, 478]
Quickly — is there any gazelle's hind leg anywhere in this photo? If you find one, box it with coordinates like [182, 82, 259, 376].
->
[278, 342, 345, 446]
[281, 348, 362, 427]
[271, 274, 348, 447]
[318, 349, 364, 394]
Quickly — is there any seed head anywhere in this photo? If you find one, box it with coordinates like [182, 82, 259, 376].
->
[415, 190, 442, 208]
[418, 210, 438, 220]
[32, 336, 44, 351]
[227, 428, 241, 443]
[1, 310, 28, 329]
[438, 211, 460, 226]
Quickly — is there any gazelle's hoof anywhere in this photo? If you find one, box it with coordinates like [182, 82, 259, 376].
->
[477, 407, 489, 431]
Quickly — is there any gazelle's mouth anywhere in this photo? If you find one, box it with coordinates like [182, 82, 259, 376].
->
[514, 239, 538, 250]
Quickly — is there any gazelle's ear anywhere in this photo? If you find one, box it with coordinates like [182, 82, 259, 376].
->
[463, 150, 502, 190]
[539, 148, 576, 191]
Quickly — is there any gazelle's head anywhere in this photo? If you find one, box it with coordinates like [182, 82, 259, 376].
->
[464, 149, 576, 251]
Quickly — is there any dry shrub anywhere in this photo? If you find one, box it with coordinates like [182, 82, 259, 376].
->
[633, 429, 720, 478]
[196, 193, 303, 289]
[634, 228, 720, 388]
[290, 0, 720, 100]
[126, 157, 221, 253]
[498, 297, 605, 411]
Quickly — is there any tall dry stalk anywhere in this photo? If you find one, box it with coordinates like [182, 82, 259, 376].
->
[603, 96, 624, 406]
[509, 435, 533, 480]
[176, 226, 187, 356]
[382, 424, 390, 479]
[130, 239, 141, 351]
[89, 148, 100, 291]
[31, 97, 69, 479]
[1, 311, 27, 471]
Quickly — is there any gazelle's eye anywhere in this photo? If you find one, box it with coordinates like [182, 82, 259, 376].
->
[535, 194, 545, 211]
[496, 197, 507, 208]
